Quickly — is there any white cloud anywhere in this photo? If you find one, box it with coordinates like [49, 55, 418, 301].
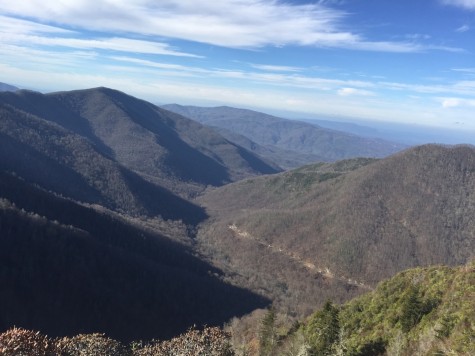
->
[380, 80, 475, 96]
[452, 68, 475, 75]
[0, 13, 200, 57]
[0, 15, 73, 34]
[3, 61, 475, 130]
[456, 24, 470, 32]
[441, 97, 475, 108]
[110, 56, 209, 73]
[337, 87, 375, 96]
[441, 0, 475, 10]
[405, 33, 431, 40]
[250, 64, 303, 72]
[0, 0, 455, 52]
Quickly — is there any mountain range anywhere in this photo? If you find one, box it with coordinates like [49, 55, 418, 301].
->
[162, 104, 406, 169]
[1, 85, 474, 350]
[197, 144, 475, 316]
[0, 88, 279, 216]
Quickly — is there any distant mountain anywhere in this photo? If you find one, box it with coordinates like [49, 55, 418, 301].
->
[0, 171, 267, 342]
[197, 145, 475, 315]
[0, 88, 279, 218]
[304, 117, 475, 146]
[0, 82, 19, 92]
[300, 118, 382, 138]
[162, 104, 406, 169]
[207, 126, 324, 170]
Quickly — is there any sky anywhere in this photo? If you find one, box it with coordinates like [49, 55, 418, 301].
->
[0, 0, 474, 130]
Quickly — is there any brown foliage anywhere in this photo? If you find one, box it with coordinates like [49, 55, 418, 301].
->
[134, 327, 234, 356]
[0, 327, 233, 356]
[197, 145, 475, 317]
[0, 327, 54, 356]
[55, 333, 128, 355]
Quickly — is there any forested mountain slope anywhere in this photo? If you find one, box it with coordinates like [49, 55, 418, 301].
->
[0, 88, 279, 202]
[295, 262, 475, 355]
[163, 104, 405, 168]
[197, 145, 475, 315]
[0, 87, 276, 341]
[0, 172, 268, 342]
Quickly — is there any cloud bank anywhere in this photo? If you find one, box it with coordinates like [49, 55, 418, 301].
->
[0, 0, 451, 52]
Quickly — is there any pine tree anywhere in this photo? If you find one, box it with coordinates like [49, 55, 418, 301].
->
[305, 300, 340, 355]
[400, 285, 423, 332]
[259, 308, 277, 356]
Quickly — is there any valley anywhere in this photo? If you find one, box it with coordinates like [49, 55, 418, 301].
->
[0, 86, 474, 355]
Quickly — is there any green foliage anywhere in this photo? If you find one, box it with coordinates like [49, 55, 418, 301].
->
[259, 308, 277, 356]
[296, 263, 475, 356]
[399, 285, 424, 332]
[304, 301, 340, 355]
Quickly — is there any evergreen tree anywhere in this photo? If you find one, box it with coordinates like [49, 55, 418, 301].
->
[400, 285, 423, 332]
[259, 308, 277, 356]
[305, 300, 340, 355]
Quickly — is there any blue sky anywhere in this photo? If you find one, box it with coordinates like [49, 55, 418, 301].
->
[0, 0, 474, 130]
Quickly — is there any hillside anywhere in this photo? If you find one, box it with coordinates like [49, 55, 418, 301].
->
[0, 87, 279, 341]
[1, 263, 473, 355]
[203, 126, 324, 170]
[0, 99, 206, 223]
[197, 145, 475, 315]
[259, 262, 475, 355]
[162, 104, 406, 168]
[0, 88, 279, 203]
[0, 171, 268, 342]
[0, 82, 18, 92]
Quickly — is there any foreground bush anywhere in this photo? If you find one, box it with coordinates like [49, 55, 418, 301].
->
[0, 326, 233, 356]
[55, 333, 129, 355]
[0, 327, 54, 355]
[134, 327, 234, 356]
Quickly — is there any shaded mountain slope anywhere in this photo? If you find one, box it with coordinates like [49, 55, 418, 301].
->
[0, 102, 205, 223]
[204, 126, 323, 170]
[197, 145, 475, 315]
[0, 88, 279, 200]
[162, 104, 405, 168]
[0, 172, 269, 342]
[49, 88, 280, 189]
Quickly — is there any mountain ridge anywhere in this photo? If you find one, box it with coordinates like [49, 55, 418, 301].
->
[0, 87, 280, 219]
[162, 104, 406, 169]
[197, 144, 475, 315]
[0, 82, 18, 92]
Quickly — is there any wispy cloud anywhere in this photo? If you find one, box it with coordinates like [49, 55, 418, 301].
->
[440, 97, 475, 108]
[440, 0, 475, 10]
[337, 87, 375, 96]
[452, 68, 475, 75]
[0, 0, 458, 52]
[456, 24, 470, 32]
[405, 33, 431, 40]
[250, 64, 303, 72]
[0, 15, 73, 34]
[0, 14, 200, 57]
[1, 33, 202, 57]
[110, 56, 209, 73]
